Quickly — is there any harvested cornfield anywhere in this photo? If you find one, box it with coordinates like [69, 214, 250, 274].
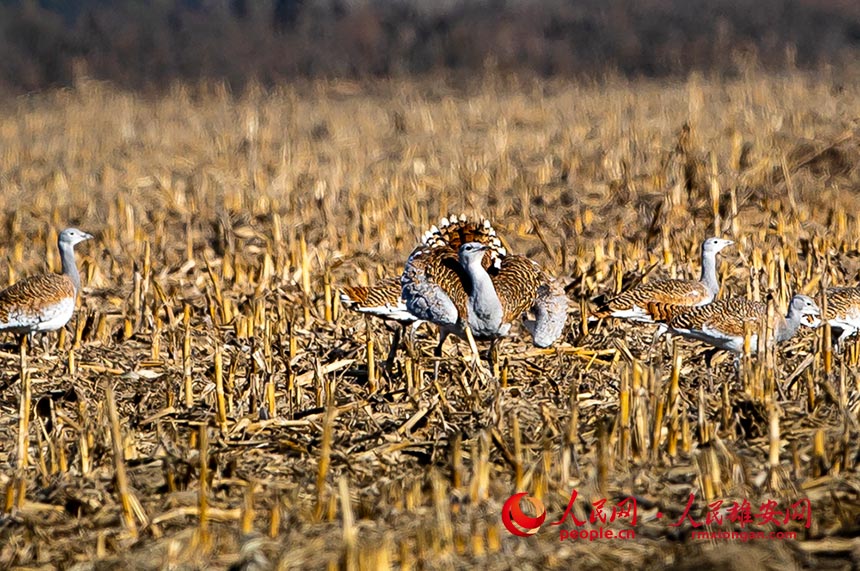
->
[0, 73, 860, 569]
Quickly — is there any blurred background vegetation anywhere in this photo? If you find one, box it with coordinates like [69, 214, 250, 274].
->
[0, 0, 859, 94]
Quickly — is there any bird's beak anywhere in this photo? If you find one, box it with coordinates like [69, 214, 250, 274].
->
[83, 232, 94, 241]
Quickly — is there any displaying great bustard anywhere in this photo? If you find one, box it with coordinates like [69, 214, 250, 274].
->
[400, 215, 568, 378]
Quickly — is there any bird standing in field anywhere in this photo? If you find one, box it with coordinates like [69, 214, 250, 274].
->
[0, 228, 93, 351]
[591, 237, 734, 325]
[820, 287, 860, 351]
[339, 276, 422, 368]
[660, 294, 820, 360]
[401, 215, 568, 378]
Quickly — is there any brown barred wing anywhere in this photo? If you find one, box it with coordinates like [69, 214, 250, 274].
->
[644, 301, 697, 323]
[401, 245, 468, 327]
[824, 287, 860, 320]
[593, 279, 711, 319]
[340, 276, 417, 323]
[0, 273, 77, 331]
[491, 255, 544, 323]
[668, 298, 766, 338]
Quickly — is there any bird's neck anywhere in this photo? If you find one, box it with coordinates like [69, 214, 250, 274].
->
[775, 309, 802, 343]
[462, 259, 503, 334]
[699, 249, 719, 297]
[60, 241, 82, 294]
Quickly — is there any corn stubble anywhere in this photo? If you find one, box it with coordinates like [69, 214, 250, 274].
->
[0, 74, 859, 568]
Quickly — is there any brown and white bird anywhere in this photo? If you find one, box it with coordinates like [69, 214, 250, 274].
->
[661, 294, 820, 356]
[591, 237, 734, 325]
[0, 228, 93, 345]
[401, 215, 568, 377]
[339, 276, 421, 366]
[821, 287, 860, 350]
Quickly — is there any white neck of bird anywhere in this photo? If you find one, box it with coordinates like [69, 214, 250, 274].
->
[699, 248, 719, 297]
[59, 240, 82, 294]
[461, 256, 504, 332]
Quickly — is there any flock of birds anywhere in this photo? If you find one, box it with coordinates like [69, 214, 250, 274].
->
[341, 215, 858, 375]
[0, 219, 855, 380]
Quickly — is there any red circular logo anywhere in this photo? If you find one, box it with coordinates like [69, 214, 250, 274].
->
[501, 492, 546, 537]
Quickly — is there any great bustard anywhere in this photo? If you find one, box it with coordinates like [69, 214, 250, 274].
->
[339, 276, 422, 367]
[0, 228, 93, 350]
[659, 294, 820, 359]
[820, 287, 860, 351]
[591, 237, 734, 324]
[401, 215, 568, 377]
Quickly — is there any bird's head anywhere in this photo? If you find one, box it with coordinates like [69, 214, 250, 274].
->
[457, 241, 488, 267]
[59, 227, 94, 248]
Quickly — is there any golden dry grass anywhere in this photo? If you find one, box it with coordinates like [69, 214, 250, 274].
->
[0, 72, 859, 569]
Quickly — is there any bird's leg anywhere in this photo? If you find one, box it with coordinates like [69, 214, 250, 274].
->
[732, 353, 742, 383]
[433, 330, 449, 382]
[40, 332, 50, 356]
[836, 330, 851, 355]
[462, 325, 495, 385]
[464, 325, 483, 367]
[662, 329, 674, 362]
[647, 325, 667, 365]
[403, 323, 418, 360]
[488, 338, 501, 378]
[18, 334, 27, 377]
[703, 348, 721, 392]
[385, 326, 402, 372]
